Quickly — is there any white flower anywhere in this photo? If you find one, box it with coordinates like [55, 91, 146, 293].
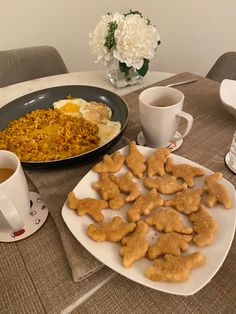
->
[112, 12, 125, 25]
[113, 14, 160, 69]
[89, 11, 161, 75]
[89, 14, 112, 62]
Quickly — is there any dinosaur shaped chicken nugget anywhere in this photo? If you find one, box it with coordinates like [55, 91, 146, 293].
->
[92, 174, 124, 210]
[146, 148, 171, 177]
[92, 151, 125, 173]
[120, 221, 149, 268]
[164, 188, 203, 215]
[125, 141, 146, 178]
[110, 172, 141, 202]
[127, 189, 163, 222]
[86, 216, 136, 242]
[67, 192, 108, 222]
[145, 251, 206, 282]
[144, 175, 187, 194]
[165, 157, 205, 187]
[145, 208, 193, 234]
[188, 204, 218, 246]
[147, 232, 192, 260]
[203, 172, 232, 209]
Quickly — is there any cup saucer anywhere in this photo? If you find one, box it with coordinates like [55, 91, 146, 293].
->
[136, 131, 183, 152]
[225, 152, 236, 174]
[0, 191, 49, 242]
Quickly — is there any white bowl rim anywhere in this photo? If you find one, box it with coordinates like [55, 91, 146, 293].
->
[220, 79, 236, 114]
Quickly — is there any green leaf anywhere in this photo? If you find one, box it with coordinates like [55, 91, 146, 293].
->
[104, 21, 118, 50]
[119, 61, 132, 81]
[124, 10, 143, 18]
[119, 62, 129, 74]
[136, 59, 149, 77]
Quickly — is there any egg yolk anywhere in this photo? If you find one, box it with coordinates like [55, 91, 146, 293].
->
[59, 103, 80, 113]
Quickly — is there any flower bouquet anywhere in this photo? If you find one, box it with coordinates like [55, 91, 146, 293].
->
[89, 10, 161, 88]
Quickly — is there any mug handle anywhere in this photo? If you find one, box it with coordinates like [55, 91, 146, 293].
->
[171, 111, 193, 141]
[0, 190, 24, 231]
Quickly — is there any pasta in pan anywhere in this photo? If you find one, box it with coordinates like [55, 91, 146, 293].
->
[0, 109, 99, 161]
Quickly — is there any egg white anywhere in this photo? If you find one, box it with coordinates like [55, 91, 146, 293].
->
[98, 120, 121, 146]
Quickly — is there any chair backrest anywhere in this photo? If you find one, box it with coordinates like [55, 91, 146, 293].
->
[0, 46, 69, 88]
[206, 52, 236, 82]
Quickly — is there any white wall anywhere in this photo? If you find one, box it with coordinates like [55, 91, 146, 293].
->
[1, 0, 236, 76]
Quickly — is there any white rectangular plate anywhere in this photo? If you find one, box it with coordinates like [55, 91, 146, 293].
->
[62, 145, 236, 295]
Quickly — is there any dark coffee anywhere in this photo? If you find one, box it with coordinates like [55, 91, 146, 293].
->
[0, 168, 15, 183]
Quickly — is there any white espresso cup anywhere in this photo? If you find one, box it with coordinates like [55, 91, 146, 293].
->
[139, 86, 193, 148]
[0, 150, 30, 232]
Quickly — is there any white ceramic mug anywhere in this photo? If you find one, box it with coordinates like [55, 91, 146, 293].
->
[0, 150, 30, 232]
[139, 86, 193, 148]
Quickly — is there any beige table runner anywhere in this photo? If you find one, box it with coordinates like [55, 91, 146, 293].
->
[1, 72, 236, 313]
[25, 136, 130, 282]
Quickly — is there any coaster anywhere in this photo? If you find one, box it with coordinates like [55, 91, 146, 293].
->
[225, 152, 236, 174]
[0, 191, 49, 242]
[137, 131, 183, 152]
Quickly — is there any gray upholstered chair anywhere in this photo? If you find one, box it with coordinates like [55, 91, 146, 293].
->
[0, 46, 68, 88]
[206, 52, 236, 82]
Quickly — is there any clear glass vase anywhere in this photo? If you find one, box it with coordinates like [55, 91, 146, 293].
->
[105, 57, 143, 88]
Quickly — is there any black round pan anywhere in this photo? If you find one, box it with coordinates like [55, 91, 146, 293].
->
[0, 85, 129, 168]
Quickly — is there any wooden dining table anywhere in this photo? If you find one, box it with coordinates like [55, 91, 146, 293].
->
[0, 71, 235, 314]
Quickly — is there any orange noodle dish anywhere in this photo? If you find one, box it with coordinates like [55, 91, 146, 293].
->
[0, 98, 121, 161]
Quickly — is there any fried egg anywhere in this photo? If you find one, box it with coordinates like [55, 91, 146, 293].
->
[53, 98, 88, 117]
[80, 101, 112, 124]
[98, 120, 121, 146]
[53, 99, 112, 124]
